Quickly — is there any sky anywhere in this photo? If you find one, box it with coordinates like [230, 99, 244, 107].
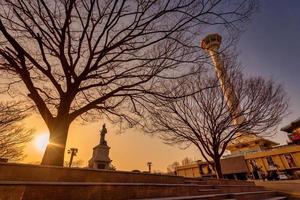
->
[239, 0, 300, 143]
[23, 0, 300, 172]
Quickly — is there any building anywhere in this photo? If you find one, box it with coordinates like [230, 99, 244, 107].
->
[245, 144, 300, 178]
[176, 34, 300, 180]
[176, 155, 249, 180]
[281, 118, 300, 144]
[175, 136, 300, 180]
[176, 161, 203, 178]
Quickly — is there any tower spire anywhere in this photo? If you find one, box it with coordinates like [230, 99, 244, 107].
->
[201, 34, 245, 125]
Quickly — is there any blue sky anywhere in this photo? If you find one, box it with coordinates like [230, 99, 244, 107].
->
[238, 0, 300, 143]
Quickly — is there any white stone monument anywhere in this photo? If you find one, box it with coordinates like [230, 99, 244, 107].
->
[88, 124, 112, 169]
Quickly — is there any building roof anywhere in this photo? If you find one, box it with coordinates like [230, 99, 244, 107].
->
[244, 144, 300, 159]
[281, 118, 300, 133]
[227, 135, 278, 150]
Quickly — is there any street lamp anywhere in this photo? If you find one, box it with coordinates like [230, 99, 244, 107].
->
[147, 162, 152, 173]
[67, 148, 78, 167]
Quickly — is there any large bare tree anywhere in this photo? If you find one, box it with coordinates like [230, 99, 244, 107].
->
[0, 102, 33, 161]
[0, 0, 256, 166]
[146, 65, 288, 178]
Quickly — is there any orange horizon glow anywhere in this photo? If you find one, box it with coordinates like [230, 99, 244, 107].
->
[22, 114, 287, 172]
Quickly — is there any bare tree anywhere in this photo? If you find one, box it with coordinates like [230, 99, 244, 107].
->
[146, 65, 288, 178]
[181, 157, 194, 166]
[167, 161, 180, 174]
[0, 102, 33, 161]
[0, 0, 256, 166]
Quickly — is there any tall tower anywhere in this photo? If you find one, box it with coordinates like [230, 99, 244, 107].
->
[201, 34, 245, 125]
[201, 34, 262, 151]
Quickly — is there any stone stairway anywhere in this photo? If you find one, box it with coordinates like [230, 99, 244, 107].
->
[0, 179, 288, 200]
[129, 178, 287, 200]
[132, 193, 288, 200]
[0, 163, 288, 200]
[132, 179, 287, 200]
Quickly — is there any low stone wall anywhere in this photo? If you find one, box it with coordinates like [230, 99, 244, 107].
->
[0, 162, 184, 184]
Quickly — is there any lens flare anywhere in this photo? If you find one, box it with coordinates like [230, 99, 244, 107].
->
[34, 133, 49, 152]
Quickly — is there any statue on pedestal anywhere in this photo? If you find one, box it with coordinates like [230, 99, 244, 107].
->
[100, 124, 108, 145]
[88, 123, 112, 169]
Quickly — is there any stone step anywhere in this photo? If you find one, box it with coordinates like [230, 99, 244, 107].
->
[131, 193, 230, 200]
[215, 185, 266, 193]
[132, 191, 280, 200]
[0, 181, 210, 187]
[0, 181, 218, 200]
[0, 181, 286, 200]
[228, 191, 278, 200]
[184, 180, 205, 184]
[2, 181, 263, 195]
[0, 163, 286, 200]
[184, 180, 257, 191]
[198, 188, 223, 195]
[184, 178, 255, 186]
[198, 188, 221, 192]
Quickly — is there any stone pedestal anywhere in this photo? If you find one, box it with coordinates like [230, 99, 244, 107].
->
[88, 144, 111, 169]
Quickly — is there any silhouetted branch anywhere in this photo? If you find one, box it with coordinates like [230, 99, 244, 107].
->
[0, 0, 257, 165]
[0, 101, 33, 161]
[145, 58, 288, 178]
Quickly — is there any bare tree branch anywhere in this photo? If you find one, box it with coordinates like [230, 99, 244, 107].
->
[0, 101, 33, 161]
[145, 58, 288, 178]
[0, 0, 257, 166]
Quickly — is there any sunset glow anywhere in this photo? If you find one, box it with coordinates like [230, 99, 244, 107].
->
[34, 133, 49, 152]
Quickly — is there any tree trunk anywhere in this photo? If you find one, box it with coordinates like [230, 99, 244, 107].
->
[41, 119, 70, 166]
[214, 157, 223, 179]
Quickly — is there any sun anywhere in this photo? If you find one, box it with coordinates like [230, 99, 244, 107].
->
[34, 133, 49, 152]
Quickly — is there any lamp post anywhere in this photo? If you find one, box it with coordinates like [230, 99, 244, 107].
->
[68, 148, 78, 167]
[147, 162, 152, 173]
